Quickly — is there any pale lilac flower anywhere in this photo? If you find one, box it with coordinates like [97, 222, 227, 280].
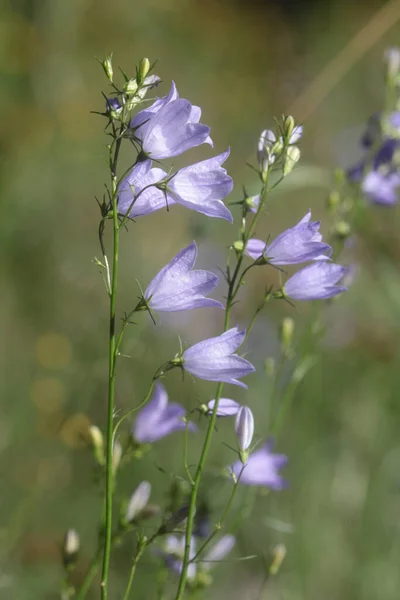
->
[257, 129, 276, 169]
[166, 150, 233, 221]
[132, 382, 196, 443]
[245, 212, 331, 265]
[130, 82, 212, 159]
[207, 398, 241, 416]
[158, 535, 197, 581]
[283, 262, 348, 301]
[182, 327, 255, 388]
[289, 125, 303, 144]
[144, 243, 222, 312]
[362, 169, 400, 205]
[230, 441, 287, 489]
[201, 535, 236, 571]
[117, 159, 173, 218]
[125, 481, 151, 523]
[235, 406, 254, 452]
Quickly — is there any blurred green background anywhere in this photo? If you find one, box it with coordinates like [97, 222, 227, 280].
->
[2, 0, 400, 598]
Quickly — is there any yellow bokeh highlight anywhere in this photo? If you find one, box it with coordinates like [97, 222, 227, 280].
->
[30, 377, 66, 414]
[35, 332, 72, 369]
[58, 413, 92, 449]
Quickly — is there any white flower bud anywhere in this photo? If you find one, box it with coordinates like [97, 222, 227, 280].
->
[125, 481, 151, 523]
[88, 425, 105, 466]
[62, 529, 80, 568]
[283, 145, 301, 175]
[102, 55, 113, 82]
[112, 440, 123, 474]
[235, 406, 254, 461]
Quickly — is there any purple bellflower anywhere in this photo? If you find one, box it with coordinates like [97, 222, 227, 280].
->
[201, 535, 236, 571]
[283, 261, 348, 301]
[158, 535, 197, 581]
[132, 382, 196, 443]
[230, 441, 287, 489]
[118, 151, 233, 221]
[181, 327, 255, 388]
[207, 398, 241, 416]
[130, 82, 212, 159]
[143, 242, 223, 312]
[362, 169, 400, 205]
[245, 211, 331, 265]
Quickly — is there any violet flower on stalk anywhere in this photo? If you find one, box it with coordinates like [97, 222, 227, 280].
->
[132, 382, 196, 443]
[206, 398, 241, 416]
[157, 535, 197, 581]
[141, 242, 223, 312]
[130, 82, 213, 159]
[282, 261, 348, 301]
[117, 151, 233, 220]
[200, 535, 236, 571]
[245, 211, 331, 265]
[179, 327, 255, 388]
[230, 441, 287, 489]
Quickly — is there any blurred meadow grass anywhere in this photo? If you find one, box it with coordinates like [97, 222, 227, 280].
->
[2, 0, 400, 598]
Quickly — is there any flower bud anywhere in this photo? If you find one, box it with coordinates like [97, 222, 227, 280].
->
[269, 543, 286, 576]
[125, 481, 151, 524]
[124, 78, 139, 96]
[283, 146, 301, 175]
[89, 425, 105, 466]
[233, 240, 244, 252]
[385, 47, 400, 82]
[280, 316, 294, 354]
[235, 406, 254, 462]
[101, 55, 113, 82]
[138, 58, 151, 82]
[283, 115, 295, 141]
[334, 220, 351, 239]
[112, 440, 123, 475]
[327, 190, 340, 212]
[62, 529, 80, 569]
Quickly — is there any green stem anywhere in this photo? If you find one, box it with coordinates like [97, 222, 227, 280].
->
[122, 534, 157, 600]
[76, 547, 102, 600]
[101, 135, 123, 599]
[174, 176, 270, 600]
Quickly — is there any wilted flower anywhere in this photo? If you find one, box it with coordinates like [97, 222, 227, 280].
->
[235, 406, 254, 457]
[130, 82, 212, 159]
[201, 535, 236, 571]
[181, 327, 255, 388]
[132, 382, 196, 443]
[125, 481, 151, 523]
[207, 398, 241, 416]
[142, 242, 222, 312]
[245, 211, 331, 265]
[283, 261, 348, 301]
[230, 441, 287, 489]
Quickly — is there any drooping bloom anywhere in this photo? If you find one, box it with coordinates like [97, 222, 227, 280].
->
[125, 481, 151, 523]
[207, 398, 241, 416]
[230, 441, 287, 489]
[235, 406, 254, 453]
[181, 327, 255, 388]
[245, 211, 331, 265]
[283, 261, 348, 301]
[143, 243, 222, 312]
[132, 382, 196, 443]
[201, 535, 236, 571]
[130, 82, 212, 159]
[118, 152, 233, 221]
[157, 535, 197, 581]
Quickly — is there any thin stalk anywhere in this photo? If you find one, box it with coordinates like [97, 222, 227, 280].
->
[101, 135, 123, 599]
[122, 534, 158, 600]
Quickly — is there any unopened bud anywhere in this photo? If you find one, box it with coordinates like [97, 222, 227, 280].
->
[138, 58, 151, 82]
[283, 115, 295, 141]
[101, 55, 113, 82]
[124, 78, 138, 95]
[269, 543, 286, 576]
[233, 240, 244, 252]
[112, 440, 123, 474]
[245, 194, 260, 213]
[62, 529, 80, 568]
[125, 481, 151, 524]
[280, 317, 295, 353]
[327, 190, 340, 211]
[334, 220, 351, 239]
[235, 406, 254, 460]
[385, 47, 400, 82]
[89, 425, 105, 466]
[283, 146, 301, 175]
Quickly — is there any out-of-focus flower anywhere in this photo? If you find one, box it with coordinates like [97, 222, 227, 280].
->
[206, 398, 241, 416]
[181, 327, 255, 388]
[282, 262, 348, 301]
[362, 169, 400, 205]
[142, 242, 222, 312]
[235, 406, 254, 455]
[132, 382, 196, 443]
[125, 481, 151, 523]
[230, 441, 287, 489]
[245, 211, 331, 265]
[62, 529, 80, 568]
[157, 535, 197, 581]
[130, 82, 212, 159]
[201, 535, 236, 571]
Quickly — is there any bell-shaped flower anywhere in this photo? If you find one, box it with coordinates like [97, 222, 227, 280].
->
[166, 149, 233, 221]
[245, 212, 331, 265]
[142, 242, 223, 312]
[181, 327, 255, 388]
[125, 481, 151, 523]
[132, 382, 196, 443]
[283, 261, 348, 301]
[201, 535, 236, 571]
[235, 406, 254, 454]
[362, 169, 400, 205]
[130, 81, 212, 159]
[117, 159, 173, 218]
[207, 398, 241, 417]
[230, 441, 287, 489]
